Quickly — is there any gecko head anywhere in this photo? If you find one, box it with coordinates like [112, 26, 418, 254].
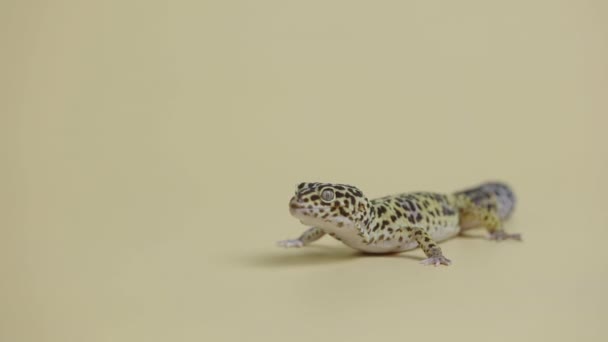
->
[289, 182, 370, 229]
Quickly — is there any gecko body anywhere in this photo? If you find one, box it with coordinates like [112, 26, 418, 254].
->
[279, 182, 520, 266]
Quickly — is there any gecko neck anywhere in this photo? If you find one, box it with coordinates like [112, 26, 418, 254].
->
[352, 198, 377, 243]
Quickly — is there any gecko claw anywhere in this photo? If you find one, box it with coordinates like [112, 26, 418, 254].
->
[277, 239, 304, 248]
[420, 255, 452, 266]
[488, 231, 522, 241]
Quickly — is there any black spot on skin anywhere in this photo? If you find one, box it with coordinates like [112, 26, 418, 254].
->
[404, 200, 414, 210]
[399, 236, 404, 242]
[442, 205, 456, 216]
[408, 215, 416, 224]
[415, 213, 423, 222]
[339, 207, 349, 217]
[428, 244, 436, 248]
[336, 192, 344, 198]
[349, 196, 355, 206]
[390, 215, 397, 222]
[406, 227, 413, 231]
[424, 237, 430, 242]
[388, 228, 394, 233]
[382, 220, 390, 227]
[335, 185, 345, 191]
[414, 231, 422, 236]
[310, 195, 319, 201]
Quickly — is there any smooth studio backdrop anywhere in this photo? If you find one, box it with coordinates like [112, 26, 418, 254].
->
[2, 1, 607, 341]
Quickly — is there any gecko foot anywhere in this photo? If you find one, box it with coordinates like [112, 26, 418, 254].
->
[420, 255, 452, 266]
[277, 239, 304, 248]
[488, 231, 522, 241]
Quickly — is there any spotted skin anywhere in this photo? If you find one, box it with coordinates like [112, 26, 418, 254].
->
[280, 182, 521, 266]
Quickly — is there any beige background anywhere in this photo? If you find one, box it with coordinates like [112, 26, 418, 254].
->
[2, 1, 608, 341]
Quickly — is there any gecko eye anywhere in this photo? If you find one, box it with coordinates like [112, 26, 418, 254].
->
[320, 189, 335, 202]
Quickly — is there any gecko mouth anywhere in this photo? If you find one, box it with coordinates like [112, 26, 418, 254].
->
[289, 198, 305, 214]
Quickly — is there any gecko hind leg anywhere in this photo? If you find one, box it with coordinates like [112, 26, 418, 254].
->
[277, 227, 325, 248]
[467, 205, 521, 241]
[455, 193, 522, 241]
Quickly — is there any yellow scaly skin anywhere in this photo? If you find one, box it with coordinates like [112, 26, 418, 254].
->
[279, 182, 521, 266]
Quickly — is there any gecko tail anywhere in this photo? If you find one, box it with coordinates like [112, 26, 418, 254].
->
[454, 181, 516, 220]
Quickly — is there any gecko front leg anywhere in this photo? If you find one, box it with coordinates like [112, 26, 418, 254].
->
[411, 228, 452, 266]
[277, 227, 325, 248]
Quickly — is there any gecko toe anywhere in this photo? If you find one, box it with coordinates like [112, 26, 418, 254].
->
[488, 231, 522, 241]
[277, 239, 304, 248]
[420, 256, 452, 266]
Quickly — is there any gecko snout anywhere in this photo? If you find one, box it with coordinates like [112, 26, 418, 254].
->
[289, 197, 301, 209]
[289, 196, 305, 213]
